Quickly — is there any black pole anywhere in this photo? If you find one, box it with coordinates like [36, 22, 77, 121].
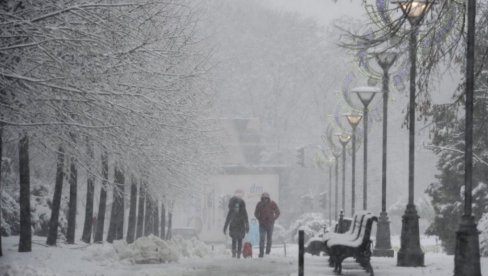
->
[397, 26, 423, 267]
[351, 127, 357, 217]
[298, 230, 304, 276]
[362, 108, 368, 211]
[454, 0, 481, 274]
[408, 31, 416, 205]
[341, 144, 347, 214]
[373, 53, 395, 258]
[463, 0, 475, 218]
[335, 155, 339, 221]
[329, 165, 332, 226]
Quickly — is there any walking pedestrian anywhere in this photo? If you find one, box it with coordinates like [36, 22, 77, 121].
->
[223, 191, 249, 258]
[254, 192, 280, 257]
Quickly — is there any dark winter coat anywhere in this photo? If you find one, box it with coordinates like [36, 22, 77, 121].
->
[254, 199, 280, 227]
[224, 197, 249, 239]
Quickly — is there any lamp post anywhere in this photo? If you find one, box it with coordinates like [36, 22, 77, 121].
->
[392, 0, 434, 267]
[345, 114, 362, 216]
[333, 151, 341, 221]
[352, 86, 382, 211]
[337, 133, 351, 215]
[454, 0, 481, 275]
[328, 159, 333, 227]
[370, 50, 398, 258]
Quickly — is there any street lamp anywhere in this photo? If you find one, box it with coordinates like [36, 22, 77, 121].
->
[352, 86, 382, 212]
[336, 133, 351, 215]
[392, 0, 435, 267]
[454, 0, 482, 275]
[369, 50, 398, 258]
[344, 113, 362, 216]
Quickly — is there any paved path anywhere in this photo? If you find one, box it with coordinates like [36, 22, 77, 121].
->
[175, 254, 369, 276]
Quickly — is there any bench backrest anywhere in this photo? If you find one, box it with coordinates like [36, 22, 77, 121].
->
[354, 213, 377, 245]
[349, 211, 370, 239]
[327, 212, 377, 248]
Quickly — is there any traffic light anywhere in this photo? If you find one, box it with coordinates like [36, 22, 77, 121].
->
[218, 195, 230, 210]
[296, 146, 305, 167]
[218, 196, 225, 210]
[319, 192, 327, 209]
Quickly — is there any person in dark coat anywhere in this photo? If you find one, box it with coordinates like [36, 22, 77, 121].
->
[254, 192, 280, 257]
[223, 193, 249, 258]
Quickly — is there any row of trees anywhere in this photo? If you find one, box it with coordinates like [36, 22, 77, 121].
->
[0, 0, 215, 255]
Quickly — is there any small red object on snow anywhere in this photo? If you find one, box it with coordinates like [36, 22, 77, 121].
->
[242, 242, 252, 258]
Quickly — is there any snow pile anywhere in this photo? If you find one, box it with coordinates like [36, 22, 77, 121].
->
[171, 235, 211, 258]
[112, 235, 179, 264]
[83, 243, 119, 265]
[110, 234, 211, 264]
[0, 264, 54, 276]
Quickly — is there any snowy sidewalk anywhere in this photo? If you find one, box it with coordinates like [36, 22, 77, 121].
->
[1, 236, 488, 275]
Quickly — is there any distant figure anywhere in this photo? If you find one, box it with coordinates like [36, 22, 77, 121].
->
[246, 218, 259, 246]
[223, 190, 249, 258]
[254, 192, 280, 258]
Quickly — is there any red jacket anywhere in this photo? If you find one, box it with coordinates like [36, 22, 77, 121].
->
[254, 200, 280, 227]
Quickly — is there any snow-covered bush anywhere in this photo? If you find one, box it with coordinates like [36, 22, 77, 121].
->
[272, 223, 286, 243]
[30, 180, 68, 237]
[478, 213, 488, 256]
[1, 191, 19, 236]
[1, 176, 68, 238]
[1, 157, 19, 236]
[286, 212, 327, 243]
[1, 153, 68, 238]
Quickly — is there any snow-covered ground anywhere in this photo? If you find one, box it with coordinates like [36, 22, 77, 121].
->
[1, 235, 487, 275]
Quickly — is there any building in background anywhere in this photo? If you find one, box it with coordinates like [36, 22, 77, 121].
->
[200, 118, 284, 242]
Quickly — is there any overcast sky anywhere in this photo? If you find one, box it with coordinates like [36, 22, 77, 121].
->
[261, 0, 366, 27]
[261, 0, 458, 103]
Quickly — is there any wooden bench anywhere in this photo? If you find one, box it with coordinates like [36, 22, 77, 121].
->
[325, 212, 377, 276]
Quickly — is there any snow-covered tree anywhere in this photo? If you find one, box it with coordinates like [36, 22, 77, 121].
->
[426, 2, 488, 254]
[1, 0, 216, 252]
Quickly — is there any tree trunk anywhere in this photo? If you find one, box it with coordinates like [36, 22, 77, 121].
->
[107, 165, 124, 242]
[136, 182, 145, 239]
[94, 152, 108, 243]
[46, 146, 65, 246]
[126, 176, 137, 243]
[115, 168, 125, 240]
[153, 200, 159, 237]
[18, 135, 31, 252]
[144, 195, 153, 236]
[166, 212, 172, 240]
[0, 126, 3, 256]
[66, 158, 78, 244]
[160, 202, 165, 240]
[81, 142, 95, 243]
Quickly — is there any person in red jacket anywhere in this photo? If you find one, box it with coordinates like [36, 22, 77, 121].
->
[254, 192, 280, 257]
